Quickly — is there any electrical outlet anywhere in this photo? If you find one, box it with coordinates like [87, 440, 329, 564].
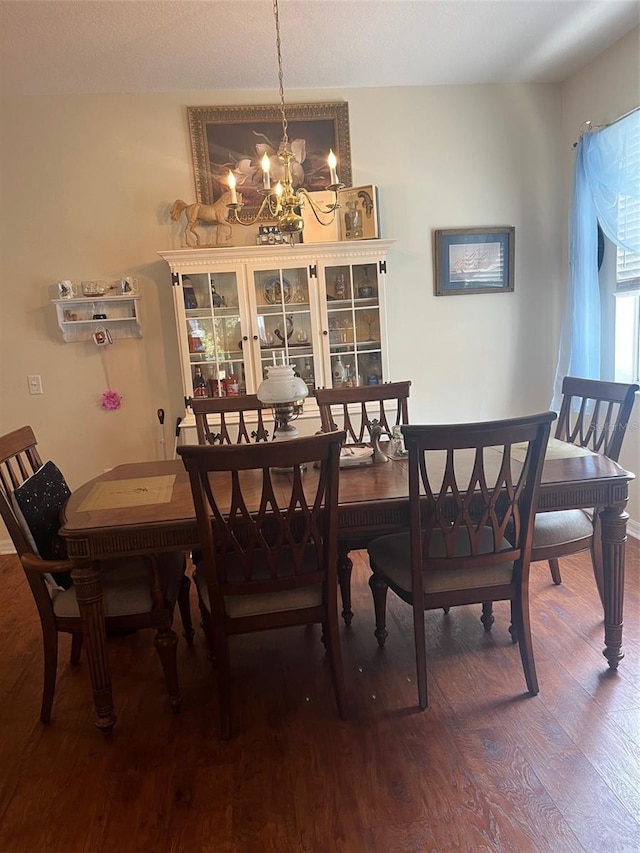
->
[27, 375, 43, 395]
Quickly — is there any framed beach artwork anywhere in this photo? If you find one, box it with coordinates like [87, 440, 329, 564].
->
[433, 227, 515, 296]
[188, 103, 352, 224]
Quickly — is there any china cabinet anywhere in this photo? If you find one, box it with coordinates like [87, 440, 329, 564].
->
[158, 239, 394, 428]
[52, 295, 142, 343]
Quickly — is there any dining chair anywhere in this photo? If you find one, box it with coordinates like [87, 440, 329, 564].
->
[178, 430, 347, 739]
[315, 381, 411, 443]
[0, 425, 194, 722]
[315, 380, 412, 626]
[534, 376, 638, 593]
[367, 412, 555, 709]
[191, 394, 271, 445]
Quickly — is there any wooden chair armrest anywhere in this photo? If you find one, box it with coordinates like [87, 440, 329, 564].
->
[20, 553, 74, 574]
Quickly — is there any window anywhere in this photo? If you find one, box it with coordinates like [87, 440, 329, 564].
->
[613, 117, 640, 383]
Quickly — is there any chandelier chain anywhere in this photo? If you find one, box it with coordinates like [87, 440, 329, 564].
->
[273, 0, 289, 149]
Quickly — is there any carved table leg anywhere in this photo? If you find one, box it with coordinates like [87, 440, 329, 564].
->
[599, 504, 628, 669]
[71, 562, 116, 733]
[337, 546, 353, 626]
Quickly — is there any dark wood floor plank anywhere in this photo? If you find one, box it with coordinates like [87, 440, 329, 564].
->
[0, 539, 638, 852]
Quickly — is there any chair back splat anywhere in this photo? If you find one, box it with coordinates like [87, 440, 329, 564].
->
[555, 376, 638, 461]
[178, 430, 347, 738]
[367, 412, 556, 710]
[315, 381, 411, 443]
[191, 395, 270, 446]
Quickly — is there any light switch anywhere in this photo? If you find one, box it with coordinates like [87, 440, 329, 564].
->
[28, 375, 43, 395]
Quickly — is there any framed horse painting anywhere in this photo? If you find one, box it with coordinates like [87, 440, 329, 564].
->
[187, 103, 352, 224]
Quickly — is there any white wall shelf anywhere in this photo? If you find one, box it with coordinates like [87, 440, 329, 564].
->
[52, 295, 142, 343]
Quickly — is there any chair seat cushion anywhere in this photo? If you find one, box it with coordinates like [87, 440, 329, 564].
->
[194, 568, 323, 619]
[368, 527, 514, 595]
[52, 551, 185, 618]
[533, 509, 594, 548]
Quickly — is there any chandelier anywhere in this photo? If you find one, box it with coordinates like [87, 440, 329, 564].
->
[226, 0, 344, 236]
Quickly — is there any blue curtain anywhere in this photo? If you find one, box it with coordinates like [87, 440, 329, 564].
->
[552, 109, 640, 409]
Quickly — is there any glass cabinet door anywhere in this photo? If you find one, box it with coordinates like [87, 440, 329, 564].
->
[324, 261, 383, 388]
[180, 271, 247, 398]
[251, 265, 318, 394]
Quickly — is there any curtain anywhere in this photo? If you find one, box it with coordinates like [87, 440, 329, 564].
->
[552, 109, 640, 409]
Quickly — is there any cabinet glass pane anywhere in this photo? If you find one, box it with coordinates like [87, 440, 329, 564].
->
[182, 270, 247, 398]
[325, 262, 383, 387]
[253, 266, 317, 388]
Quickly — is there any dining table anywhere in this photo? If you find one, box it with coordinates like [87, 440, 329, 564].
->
[60, 438, 635, 733]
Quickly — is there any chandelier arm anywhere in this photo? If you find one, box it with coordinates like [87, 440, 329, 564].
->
[298, 188, 341, 225]
[228, 193, 274, 227]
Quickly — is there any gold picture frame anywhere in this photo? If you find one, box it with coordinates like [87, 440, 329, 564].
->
[188, 103, 352, 223]
[338, 185, 379, 241]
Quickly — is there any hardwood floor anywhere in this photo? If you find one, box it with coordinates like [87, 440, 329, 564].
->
[0, 541, 638, 852]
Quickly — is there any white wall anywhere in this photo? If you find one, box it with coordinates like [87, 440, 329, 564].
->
[561, 26, 640, 527]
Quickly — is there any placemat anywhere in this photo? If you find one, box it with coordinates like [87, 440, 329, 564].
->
[77, 475, 176, 511]
[509, 438, 593, 463]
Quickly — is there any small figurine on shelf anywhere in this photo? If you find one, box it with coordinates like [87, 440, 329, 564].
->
[211, 280, 224, 308]
[183, 276, 198, 310]
[367, 353, 382, 385]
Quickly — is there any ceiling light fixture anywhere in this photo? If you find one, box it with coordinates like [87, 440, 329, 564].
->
[226, 0, 344, 237]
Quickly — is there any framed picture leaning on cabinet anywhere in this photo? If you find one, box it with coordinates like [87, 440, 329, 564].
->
[433, 227, 515, 296]
[338, 185, 379, 241]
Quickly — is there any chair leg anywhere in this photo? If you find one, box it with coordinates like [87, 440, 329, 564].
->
[412, 602, 428, 710]
[549, 558, 562, 585]
[323, 608, 348, 720]
[69, 632, 83, 665]
[508, 600, 518, 644]
[40, 620, 59, 723]
[177, 572, 195, 647]
[480, 601, 494, 632]
[337, 548, 354, 626]
[368, 572, 389, 647]
[154, 627, 181, 712]
[512, 589, 539, 696]
[211, 624, 233, 740]
[198, 598, 216, 664]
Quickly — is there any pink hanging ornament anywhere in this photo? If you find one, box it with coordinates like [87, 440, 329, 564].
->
[101, 389, 122, 411]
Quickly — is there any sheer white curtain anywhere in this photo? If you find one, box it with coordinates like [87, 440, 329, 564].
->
[552, 109, 640, 409]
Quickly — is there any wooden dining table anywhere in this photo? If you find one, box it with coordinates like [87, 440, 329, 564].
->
[60, 439, 634, 733]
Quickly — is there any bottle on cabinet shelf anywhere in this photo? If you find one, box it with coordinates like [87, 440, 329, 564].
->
[224, 364, 239, 396]
[207, 365, 224, 397]
[301, 358, 314, 390]
[193, 366, 208, 398]
[332, 356, 347, 387]
[367, 353, 382, 385]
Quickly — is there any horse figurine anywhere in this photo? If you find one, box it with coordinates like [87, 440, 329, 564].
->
[170, 192, 240, 247]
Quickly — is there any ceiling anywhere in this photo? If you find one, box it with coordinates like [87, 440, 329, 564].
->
[0, 1, 638, 97]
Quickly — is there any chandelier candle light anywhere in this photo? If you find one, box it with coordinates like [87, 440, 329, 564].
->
[226, 0, 344, 238]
